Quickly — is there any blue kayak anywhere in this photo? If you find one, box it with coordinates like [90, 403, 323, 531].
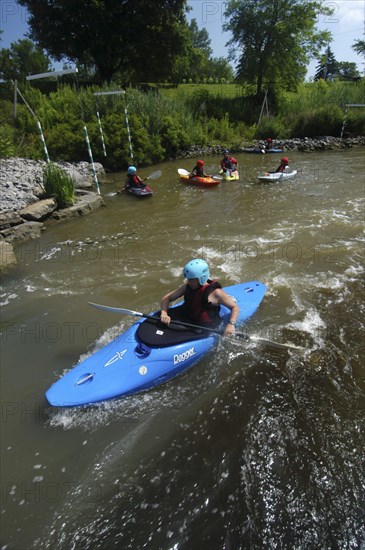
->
[243, 148, 284, 154]
[45, 281, 266, 407]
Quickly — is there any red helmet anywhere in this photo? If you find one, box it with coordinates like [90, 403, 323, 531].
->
[197, 160, 204, 166]
[281, 157, 289, 164]
[266, 137, 273, 142]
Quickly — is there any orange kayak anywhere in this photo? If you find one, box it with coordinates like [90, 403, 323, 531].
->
[179, 175, 220, 187]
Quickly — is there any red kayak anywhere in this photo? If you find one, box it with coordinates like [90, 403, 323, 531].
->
[127, 185, 153, 197]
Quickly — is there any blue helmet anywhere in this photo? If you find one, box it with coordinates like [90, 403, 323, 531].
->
[128, 166, 136, 175]
[183, 258, 210, 285]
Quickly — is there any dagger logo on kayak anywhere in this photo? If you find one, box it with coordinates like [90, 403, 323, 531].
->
[174, 347, 196, 365]
[104, 349, 128, 367]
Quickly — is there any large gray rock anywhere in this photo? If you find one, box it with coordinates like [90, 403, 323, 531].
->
[20, 198, 57, 221]
[0, 221, 44, 243]
[0, 211, 23, 228]
[51, 191, 105, 220]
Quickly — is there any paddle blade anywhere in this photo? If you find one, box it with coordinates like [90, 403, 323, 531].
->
[247, 334, 305, 350]
[178, 168, 190, 176]
[212, 175, 223, 180]
[145, 170, 162, 181]
[88, 302, 143, 317]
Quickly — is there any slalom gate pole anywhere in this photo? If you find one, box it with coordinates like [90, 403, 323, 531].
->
[83, 126, 101, 194]
[96, 111, 107, 157]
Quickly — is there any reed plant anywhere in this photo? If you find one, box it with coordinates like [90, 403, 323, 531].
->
[43, 162, 75, 208]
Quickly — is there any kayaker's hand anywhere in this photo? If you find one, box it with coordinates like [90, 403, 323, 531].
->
[160, 311, 171, 325]
[224, 323, 236, 337]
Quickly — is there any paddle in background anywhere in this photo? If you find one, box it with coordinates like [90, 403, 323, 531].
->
[178, 168, 223, 181]
[106, 169, 162, 196]
[88, 302, 305, 351]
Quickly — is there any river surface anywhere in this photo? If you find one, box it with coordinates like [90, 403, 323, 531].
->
[1, 149, 364, 550]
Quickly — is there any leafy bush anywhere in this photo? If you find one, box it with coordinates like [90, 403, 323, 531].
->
[0, 125, 16, 158]
[291, 105, 344, 137]
[255, 116, 293, 139]
[43, 162, 75, 207]
[345, 109, 365, 135]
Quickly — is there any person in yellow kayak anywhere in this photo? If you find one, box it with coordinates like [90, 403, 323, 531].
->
[160, 258, 239, 337]
[220, 149, 238, 175]
[190, 160, 212, 178]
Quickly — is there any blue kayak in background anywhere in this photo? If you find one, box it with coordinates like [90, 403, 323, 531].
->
[45, 281, 267, 407]
[243, 148, 284, 154]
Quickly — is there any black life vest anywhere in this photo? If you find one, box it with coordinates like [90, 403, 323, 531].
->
[183, 280, 222, 324]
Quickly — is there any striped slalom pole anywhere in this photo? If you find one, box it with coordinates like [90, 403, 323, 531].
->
[124, 106, 133, 159]
[12, 81, 51, 164]
[83, 126, 101, 194]
[37, 121, 50, 163]
[96, 111, 107, 157]
[340, 106, 348, 138]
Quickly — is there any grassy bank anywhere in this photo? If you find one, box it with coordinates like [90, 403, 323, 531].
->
[0, 79, 364, 169]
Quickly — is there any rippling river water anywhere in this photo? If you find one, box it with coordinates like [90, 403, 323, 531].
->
[1, 149, 364, 549]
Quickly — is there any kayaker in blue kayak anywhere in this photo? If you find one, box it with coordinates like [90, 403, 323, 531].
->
[160, 259, 239, 336]
[190, 160, 212, 178]
[122, 165, 146, 191]
[220, 150, 238, 174]
[265, 137, 273, 150]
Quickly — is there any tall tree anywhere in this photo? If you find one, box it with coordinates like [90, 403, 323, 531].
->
[0, 38, 52, 81]
[352, 38, 365, 56]
[314, 46, 338, 80]
[17, 0, 190, 82]
[173, 18, 234, 83]
[224, 0, 331, 96]
[188, 19, 212, 57]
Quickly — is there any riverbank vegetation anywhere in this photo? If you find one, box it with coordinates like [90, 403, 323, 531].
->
[1, 0, 364, 169]
[0, 79, 364, 170]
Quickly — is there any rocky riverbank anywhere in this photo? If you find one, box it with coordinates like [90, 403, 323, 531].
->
[173, 136, 365, 159]
[0, 158, 106, 271]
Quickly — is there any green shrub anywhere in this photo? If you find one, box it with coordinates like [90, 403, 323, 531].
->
[255, 116, 293, 139]
[43, 162, 75, 208]
[0, 125, 16, 158]
[345, 109, 365, 135]
[291, 105, 344, 137]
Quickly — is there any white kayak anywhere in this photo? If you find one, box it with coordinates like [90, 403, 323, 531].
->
[257, 169, 297, 183]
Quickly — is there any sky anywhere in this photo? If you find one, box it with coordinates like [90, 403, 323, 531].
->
[1, 0, 364, 79]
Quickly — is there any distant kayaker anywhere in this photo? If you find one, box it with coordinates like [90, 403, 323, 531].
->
[220, 150, 238, 174]
[160, 258, 239, 336]
[275, 157, 289, 173]
[122, 165, 146, 191]
[190, 160, 212, 178]
[265, 137, 274, 150]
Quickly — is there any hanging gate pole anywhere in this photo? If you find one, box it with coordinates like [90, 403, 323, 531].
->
[83, 126, 101, 194]
[96, 111, 107, 157]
